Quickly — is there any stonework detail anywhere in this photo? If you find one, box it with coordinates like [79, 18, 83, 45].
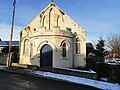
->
[19, 2, 86, 68]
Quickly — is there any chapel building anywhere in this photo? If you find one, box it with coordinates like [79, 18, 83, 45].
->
[19, 2, 86, 68]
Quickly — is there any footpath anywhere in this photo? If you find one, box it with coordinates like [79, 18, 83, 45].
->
[0, 65, 120, 90]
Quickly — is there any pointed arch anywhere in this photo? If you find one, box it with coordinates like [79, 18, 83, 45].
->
[23, 39, 29, 55]
[60, 40, 71, 48]
[40, 44, 53, 67]
[30, 41, 35, 58]
[60, 40, 70, 58]
[37, 41, 57, 52]
[49, 8, 53, 30]
[57, 15, 60, 26]
[62, 42, 66, 57]
[42, 16, 45, 27]
[30, 43, 33, 58]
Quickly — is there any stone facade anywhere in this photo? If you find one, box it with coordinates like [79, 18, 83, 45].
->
[19, 2, 86, 68]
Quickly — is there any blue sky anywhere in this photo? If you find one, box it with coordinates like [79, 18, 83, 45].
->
[0, 0, 120, 42]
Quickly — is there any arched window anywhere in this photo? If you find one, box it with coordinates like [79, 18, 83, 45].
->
[23, 39, 29, 55]
[76, 37, 80, 54]
[30, 43, 33, 58]
[42, 16, 45, 27]
[57, 15, 60, 26]
[61, 40, 70, 58]
[62, 42, 66, 57]
[49, 8, 52, 30]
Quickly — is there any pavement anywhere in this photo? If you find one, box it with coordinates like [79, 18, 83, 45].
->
[0, 71, 95, 90]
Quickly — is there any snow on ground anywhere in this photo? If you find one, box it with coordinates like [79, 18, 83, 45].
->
[0, 65, 4, 69]
[100, 78, 108, 82]
[55, 67, 96, 74]
[105, 60, 120, 65]
[27, 69, 120, 90]
[0, 65, 120, 90]
[107, 62, 120, 65]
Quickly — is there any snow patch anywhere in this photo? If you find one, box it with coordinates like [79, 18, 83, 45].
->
[0, 65, 4, 69]
[0, 65, 119, 90]
[27, 69, 120, 90]
[55, 67, 96, 74]
[100, 78, 108, 81]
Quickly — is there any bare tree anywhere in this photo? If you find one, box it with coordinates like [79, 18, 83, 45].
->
[107, 34, 120, 58]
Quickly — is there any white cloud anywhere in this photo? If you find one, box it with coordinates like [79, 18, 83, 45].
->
[0, 23, 23, 41]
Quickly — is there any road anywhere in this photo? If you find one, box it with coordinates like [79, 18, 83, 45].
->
[0, 71, 100, 90]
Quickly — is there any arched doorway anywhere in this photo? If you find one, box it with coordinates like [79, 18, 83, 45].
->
[40, 44, 53, 67]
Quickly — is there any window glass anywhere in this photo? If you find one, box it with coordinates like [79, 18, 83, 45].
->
[62, 42, 66, 57]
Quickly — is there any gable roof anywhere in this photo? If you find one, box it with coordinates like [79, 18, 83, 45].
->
[22, 2, 85, 32]
[0, 41, 19, 47]
[38, 2, 82, 28]
[41, 2, 65, 15]
[86, 43, 94, 49]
